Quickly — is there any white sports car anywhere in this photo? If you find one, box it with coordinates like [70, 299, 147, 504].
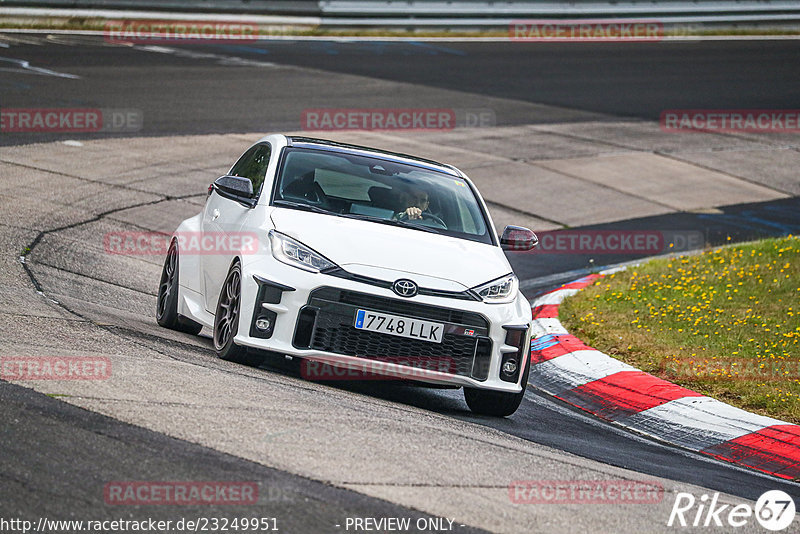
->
[157, 135, 538, 416]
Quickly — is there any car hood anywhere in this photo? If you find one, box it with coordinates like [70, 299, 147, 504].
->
[270, 208, 511, 290]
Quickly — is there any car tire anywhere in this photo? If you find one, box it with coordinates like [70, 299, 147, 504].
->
[213, 262, 265, 367]
[156, 240, 203, 335]
[463, 356, 530, 417]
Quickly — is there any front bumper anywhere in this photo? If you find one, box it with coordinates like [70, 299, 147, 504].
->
[234, 257, 532, 393]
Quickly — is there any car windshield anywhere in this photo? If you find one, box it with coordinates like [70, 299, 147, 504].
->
[271, 147, 493, 244]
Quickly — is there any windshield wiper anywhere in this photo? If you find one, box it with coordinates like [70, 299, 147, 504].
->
[339, 213, 442, 234]
[273, 199, 337, 216]
[389, 218, 442, 234]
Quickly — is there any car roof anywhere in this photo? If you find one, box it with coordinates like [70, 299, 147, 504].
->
[285, 136, 462, 177]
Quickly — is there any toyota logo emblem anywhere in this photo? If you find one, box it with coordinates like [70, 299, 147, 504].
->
[392, 279, 418, 298]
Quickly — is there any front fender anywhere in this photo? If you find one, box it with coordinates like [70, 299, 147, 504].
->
[174, 213, 203, 294]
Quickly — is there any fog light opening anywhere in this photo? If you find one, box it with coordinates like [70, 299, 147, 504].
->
[255, 317, 271, 331]
[502, 359, 518, 376]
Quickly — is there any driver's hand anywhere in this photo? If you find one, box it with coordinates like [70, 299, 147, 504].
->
[404, 207, 422, 220]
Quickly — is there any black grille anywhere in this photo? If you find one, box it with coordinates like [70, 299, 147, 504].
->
[296, 287, 492, 380]
[310, 287, 489, 329]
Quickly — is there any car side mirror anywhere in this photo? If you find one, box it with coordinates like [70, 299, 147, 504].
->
[214, 175, 254, 198]
[500, 226, 538, 251]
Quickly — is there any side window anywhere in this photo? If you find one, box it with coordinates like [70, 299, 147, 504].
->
[229, 143, 271, 197]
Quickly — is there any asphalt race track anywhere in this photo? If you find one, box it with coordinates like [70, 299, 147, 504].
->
[1, 33, 799, 533]
[1, 36, 800, 143]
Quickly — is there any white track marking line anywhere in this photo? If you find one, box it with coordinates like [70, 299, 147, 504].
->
[0, 56, 80, 78]
[134, 44, 276, 68]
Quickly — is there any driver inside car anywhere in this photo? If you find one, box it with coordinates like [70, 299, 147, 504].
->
[395, 186, 431, 221]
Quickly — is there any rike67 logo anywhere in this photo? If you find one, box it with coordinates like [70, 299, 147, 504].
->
[668, 490, 796, 531]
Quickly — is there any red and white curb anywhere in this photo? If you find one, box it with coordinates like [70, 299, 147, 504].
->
[529, 273, 800, 481]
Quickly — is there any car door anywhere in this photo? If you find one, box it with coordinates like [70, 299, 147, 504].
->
[202, 142, 271, 312]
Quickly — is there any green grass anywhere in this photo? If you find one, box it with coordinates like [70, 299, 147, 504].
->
[560, 235, 800, 424]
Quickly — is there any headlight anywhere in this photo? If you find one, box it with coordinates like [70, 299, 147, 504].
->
[472, 273, 518, 304]
[268, 230, 337, 273]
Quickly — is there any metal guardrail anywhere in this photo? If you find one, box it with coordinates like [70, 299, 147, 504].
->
[321, 0, 800, 16]
[2, 0, 800, 25]
[320, 0, 800, 25]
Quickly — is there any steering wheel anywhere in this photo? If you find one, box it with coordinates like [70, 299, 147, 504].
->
[396, 211, 447, 229]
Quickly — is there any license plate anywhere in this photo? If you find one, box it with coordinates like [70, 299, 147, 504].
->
[354, 309, 443, 344]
